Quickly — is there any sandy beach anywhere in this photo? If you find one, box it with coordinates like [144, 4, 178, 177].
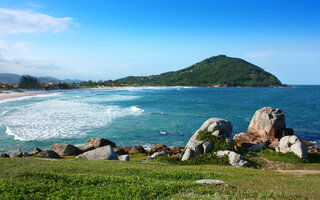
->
[0, 90, 50, 100]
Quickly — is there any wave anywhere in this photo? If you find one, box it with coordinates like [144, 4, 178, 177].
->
[0, 111, 8, 116]
[2, 99, 145, 141]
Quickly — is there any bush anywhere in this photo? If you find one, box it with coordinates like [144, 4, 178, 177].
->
[158, 153, 230, 166]
[259, 149, 309, 164]
[196, 131, 237, 152]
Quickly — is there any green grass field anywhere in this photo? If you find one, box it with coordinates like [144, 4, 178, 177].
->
[1, 154, 320, 199]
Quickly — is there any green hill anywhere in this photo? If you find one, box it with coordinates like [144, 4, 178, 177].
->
[117, 55, 283, 87]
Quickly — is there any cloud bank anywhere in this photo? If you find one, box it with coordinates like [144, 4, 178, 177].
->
[0, 8, 72, 35]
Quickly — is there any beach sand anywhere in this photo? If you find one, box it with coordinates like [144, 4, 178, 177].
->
[0, 90, 49, 100]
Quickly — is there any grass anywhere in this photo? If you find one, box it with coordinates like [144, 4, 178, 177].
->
[0, 156, 319, 199]
[196, 131, 237, 152]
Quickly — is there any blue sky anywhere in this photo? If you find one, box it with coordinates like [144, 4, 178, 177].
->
[0, 0, 319, 84]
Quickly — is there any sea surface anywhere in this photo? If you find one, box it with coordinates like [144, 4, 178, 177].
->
[0, 86, 319, 154]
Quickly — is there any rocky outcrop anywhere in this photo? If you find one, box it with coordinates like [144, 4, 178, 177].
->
[76, 145, 118, 160]
[51, 143, 82, 156]
[113, 147, 126, 155]
[84, 138, 116, 148]
[148, 144, 171, 155]
[234, 107, 293, 148]
[122, 145, 146, 154]
[170, 147, 184, 154]
[217, 150, 248, 167]
[39, 150, 61, 158]
[79, 144, 95, 153]
[278, 136, 308, 159]
[10, 149, 23, 158]
[182, 118, 232, 161]
[119, 155, 130, 161]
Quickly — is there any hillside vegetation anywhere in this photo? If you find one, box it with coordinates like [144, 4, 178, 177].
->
[117, 55, 282, 87]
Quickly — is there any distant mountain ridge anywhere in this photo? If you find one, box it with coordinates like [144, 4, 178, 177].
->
[117, 55, 283, 87]
[0, 73, 82, 84]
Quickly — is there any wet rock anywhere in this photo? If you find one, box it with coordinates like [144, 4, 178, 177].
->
[39, 150, 61, 158]
[217, 150, 248, 167]
[23, 152, 34, 157]
[302, 139, 312, 146]
[182, 118, 232, 161]
[84, 138, 116, 148]
[113, 147, 126, 155]
[279, 136, 308, 159]
[119, 155, 130, 161]
[170, 147, 184, 154]
[76, 145, 118, 160]
[149, 144, 171, 155]
[10, 149, 24, 158]
[51, 143, 82, 156]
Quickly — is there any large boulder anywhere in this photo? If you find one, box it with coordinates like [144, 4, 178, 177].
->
[235, 107, 292, 147]
[247, 107, 287, 141]
[51, 143, 82, 156]
[76, 145, 118, 160]
[0, 153, 10, 158]
[84, 138, 116, 148]
[217, 150, 248, 167]
[182, 118, 232, 161]
[278, 136, 308, 159]
[10, 149, 24, 158]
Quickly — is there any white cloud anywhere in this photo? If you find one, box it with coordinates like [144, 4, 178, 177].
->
[0, 8, 72, 35]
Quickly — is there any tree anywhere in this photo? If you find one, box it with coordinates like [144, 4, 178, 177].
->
[18, 75, 40, 89]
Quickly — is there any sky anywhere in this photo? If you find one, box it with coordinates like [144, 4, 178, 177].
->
[0, 0, 319, 84]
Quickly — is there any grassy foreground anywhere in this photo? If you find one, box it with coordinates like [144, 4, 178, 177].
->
[0, 155, 320, 200]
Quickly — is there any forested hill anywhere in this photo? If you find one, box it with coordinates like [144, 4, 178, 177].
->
[117, 55, 283, 87]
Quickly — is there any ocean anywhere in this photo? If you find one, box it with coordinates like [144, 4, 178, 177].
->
[0, 86, 319, 154]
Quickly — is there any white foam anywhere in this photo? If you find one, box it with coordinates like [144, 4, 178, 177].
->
[1, 111, 8, 116]
[0, 93, 60, 104]
[1, 99, 145, 141]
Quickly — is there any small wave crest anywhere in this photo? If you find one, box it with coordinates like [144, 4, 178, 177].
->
[0, 92, 60, 104]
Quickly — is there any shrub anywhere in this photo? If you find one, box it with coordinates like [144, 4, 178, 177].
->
[196, 130, 236, 152]
[259, 149, 309, 164]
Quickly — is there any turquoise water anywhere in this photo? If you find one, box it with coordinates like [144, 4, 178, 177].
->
[0, 86, 320, 153]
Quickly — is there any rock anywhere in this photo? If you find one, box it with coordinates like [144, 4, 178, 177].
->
[217, 150, 248, 167]
[39, 150, 61, 158]
[119, 155, 130, 161]
[248, 143, 265, 152]
[170, 147, 184, 154]
[233, 132, 267, 147]
[23, 152, 34, 157]
[76, 145, 118, 160]
[0, 153, 10, 158]
[202, 142, 214, 154]
[247, 107, 287, 141]
[84, 138, 116, 148]
[122, 146, 146, 154]
[196, 179, 228, 186]
[149, 144, 171, 155]
[33, 148, 42, 154]
[51, 143, 82, 156]
[279, 136, 308, 159]
[150, 151, 167, 158]
[302, 139, 312, 146]
[182, 118, 232, 161]
[10, 149, 23, 158]
[113, 147, 126, 155]
[79, 144, 95, 153]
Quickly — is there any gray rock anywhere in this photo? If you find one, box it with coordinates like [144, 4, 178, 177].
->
[39, 150, 61, 158]
[248, 143, 265, 151]
[150, 151, 167, 158]
[217, 150, 248, 167]
[23, 152, 34, 157]
[182, 118, 232, 161]
[33, 148, 42, 154]
[279, 136, 308, 159]
[76, 145, 118, 160]
[202, 142, 214, 154]
[84, 138, 116, 148]
[51, 143, 82, 156]
[10, 149, 23, 158]
[0, 153, 10, 158]
[119, 155, 130, 161]
[196, 179, 228, 186]
[79, 144, 95, 153]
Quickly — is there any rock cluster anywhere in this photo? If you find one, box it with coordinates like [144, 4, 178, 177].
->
[277, 135, 308, 159]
